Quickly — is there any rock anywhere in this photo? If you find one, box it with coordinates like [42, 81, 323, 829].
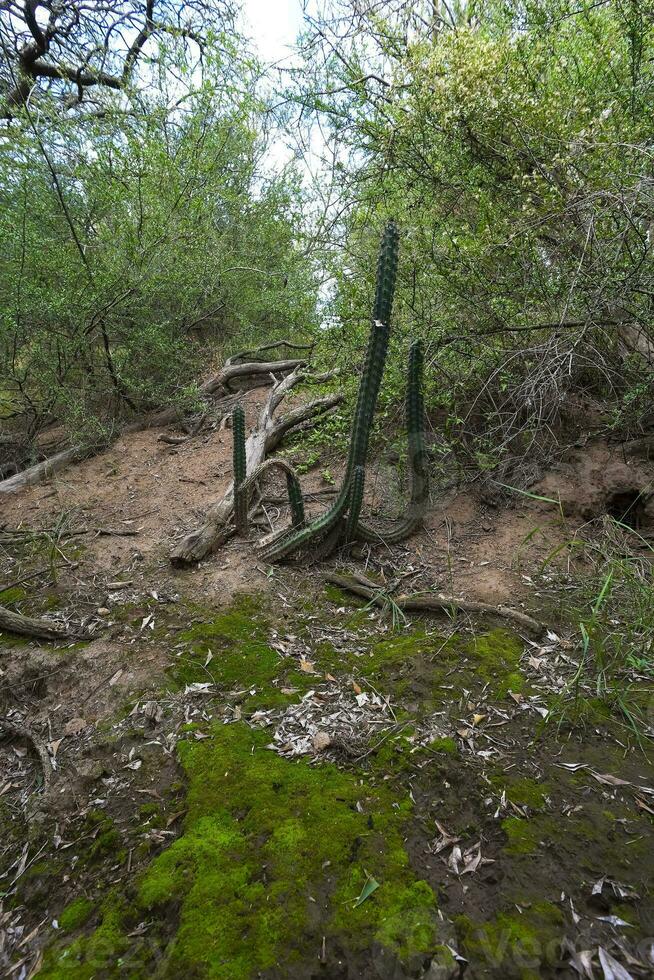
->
[75, 759, 107, 785]
[312, 731, 332, 752]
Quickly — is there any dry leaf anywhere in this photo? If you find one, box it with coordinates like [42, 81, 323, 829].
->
[109, 669, 123, 686]
[461, 848, 482, 874]
[448, 845, 462, 874]
[64, 717, 87, 737]
[591, 772, 631, 788]
[352, 681, 362, 695]
[598, 947, 634, 980]
[596, 915, 633, 928]
[299, 658, 318, 674]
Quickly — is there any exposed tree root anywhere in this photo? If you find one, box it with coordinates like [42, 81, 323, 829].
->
[170, 369, 343, 565]
[0, 605, 91, 642]
[326, 571, 545, 636]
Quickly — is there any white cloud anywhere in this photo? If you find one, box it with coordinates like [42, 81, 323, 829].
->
[241, 0, 303, 65]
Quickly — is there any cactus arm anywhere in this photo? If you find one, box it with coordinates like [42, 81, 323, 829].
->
[356, 340, 429, 544]
[286, 470, 306, 527]
[232, 404, 248, 535]
[239, 457, 306, 529]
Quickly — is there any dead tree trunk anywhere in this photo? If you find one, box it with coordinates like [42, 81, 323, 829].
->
[170, 369, 342, 566]
[0, 605, 91, 641]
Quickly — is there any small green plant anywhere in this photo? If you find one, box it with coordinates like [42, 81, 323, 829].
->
[544, 518, 654, 739]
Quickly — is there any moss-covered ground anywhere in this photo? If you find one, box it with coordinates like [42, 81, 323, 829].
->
[9, 582, 652, 979]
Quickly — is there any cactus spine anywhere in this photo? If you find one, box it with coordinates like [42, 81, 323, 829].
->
[232, 404, 248, 534]
[259, 221, 399, 562]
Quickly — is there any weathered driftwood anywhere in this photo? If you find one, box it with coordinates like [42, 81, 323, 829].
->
[0, 604, 91, 641]
[0, 344, 308, 496]
[170, 369, 343, 565]
[326, 572, 545, 636]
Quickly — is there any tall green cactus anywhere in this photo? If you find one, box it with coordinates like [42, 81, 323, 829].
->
[232, 404, 248, 534]
[356, 340, 429, 544]
[259, 220, 400, 562]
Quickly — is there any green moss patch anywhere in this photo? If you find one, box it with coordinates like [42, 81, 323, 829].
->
[59, 899, 94, 932]
[490, 776, 550, 811]
[40, 724, 438, 978]
[457, 901, 564, 979]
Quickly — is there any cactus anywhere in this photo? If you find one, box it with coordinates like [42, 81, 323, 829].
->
[356, 340, 429, 544]
[239, 457, 305, 531]
[232, 404, 248, 534]
[259, 221, 400, 562]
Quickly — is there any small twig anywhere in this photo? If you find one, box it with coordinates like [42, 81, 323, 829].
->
[0, 562, 77, 593]
[95, 527, 139, 537]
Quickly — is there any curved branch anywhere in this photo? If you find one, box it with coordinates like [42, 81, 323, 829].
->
[327, 572, 545, 636]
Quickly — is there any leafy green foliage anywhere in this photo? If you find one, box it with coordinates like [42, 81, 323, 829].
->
[0, 43, 318, 454]
[301, 0, 654, 478]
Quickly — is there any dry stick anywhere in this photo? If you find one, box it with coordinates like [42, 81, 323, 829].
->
[0, 562, 76, 593]
[0, 605, 91, 642]
[0, 717, 52, 791]
[326, 572, 545, 636]
[170, 371, 343, 565]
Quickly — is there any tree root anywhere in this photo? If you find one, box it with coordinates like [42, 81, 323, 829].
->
[326, 571, 545, 636]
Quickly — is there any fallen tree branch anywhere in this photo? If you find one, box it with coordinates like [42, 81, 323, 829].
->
[0, 446, 93, 495]
[326, 572, 545, 636]
[0, 605, 92, 642]
[225, 340, 314, 365]
[170, 370, 343, 565]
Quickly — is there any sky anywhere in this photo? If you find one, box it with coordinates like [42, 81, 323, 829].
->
[239, 0, 329, 179]
[240, 0, 304, 67]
